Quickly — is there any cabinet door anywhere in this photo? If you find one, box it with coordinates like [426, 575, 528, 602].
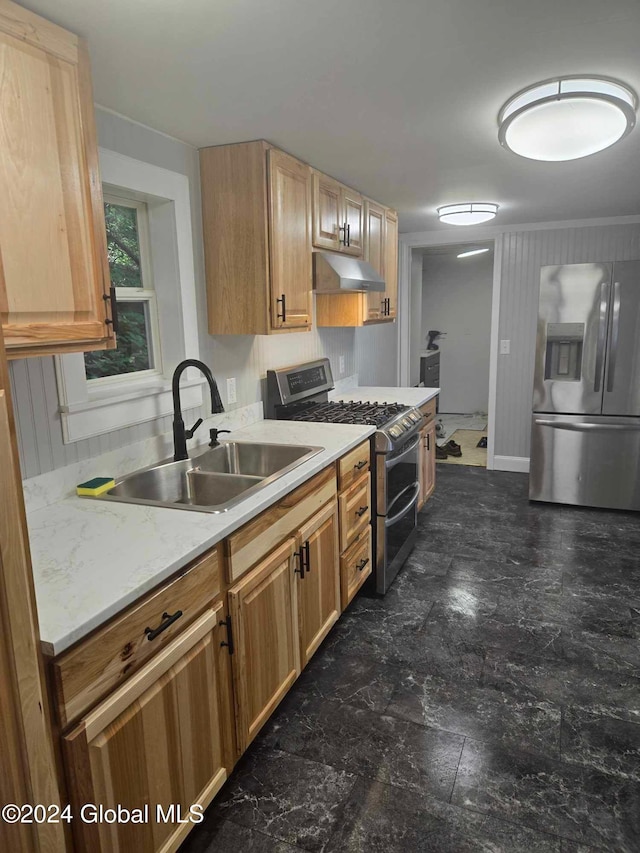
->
[338, 473, 371, 551]
[229, 538, 300, 752]
[417, 425, 428, 510]
[383, 209, 399, 319]
[340, 526, 372, 610]
[297, 502, 340, 667]
[422, 420, 436, 504]
[64, 607, 233, 853]
[341, 187, 364, 257]
[364, 200, 386, 321]
[0, 3, 112, 356]
[268, 148, 312, 330]
[312, 171, 342, 251]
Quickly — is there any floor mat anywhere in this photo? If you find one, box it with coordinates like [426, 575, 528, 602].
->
[437, 429, 488, 467]
[436, 413, 488, 440]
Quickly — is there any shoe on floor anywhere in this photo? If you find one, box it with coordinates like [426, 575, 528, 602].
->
[476, 436, 488, 448]
[436, 444, 448, 460]
[444, 439, 462, 457]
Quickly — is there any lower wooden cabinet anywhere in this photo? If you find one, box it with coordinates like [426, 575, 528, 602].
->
[340, 526, 372, 610]
[228, 538, 301, 753]
[297, 501, 340, 667]
[63, 605, 233, 853]
[57, 456, 373, 853]
[418, 419, 436, 509]
[338, 473, 371, 552]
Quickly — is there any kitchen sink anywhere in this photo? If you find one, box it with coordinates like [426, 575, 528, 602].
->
[194, 441, 320, 478]
[98, 442, 322, 513]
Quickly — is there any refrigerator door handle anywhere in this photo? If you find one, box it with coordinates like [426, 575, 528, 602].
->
[606, 281, 621, 393]
[594, 281, 609, 393]
[534, 418, 640, 432]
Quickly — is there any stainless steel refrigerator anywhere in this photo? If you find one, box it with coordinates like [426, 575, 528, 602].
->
[530, 261, 640, 510]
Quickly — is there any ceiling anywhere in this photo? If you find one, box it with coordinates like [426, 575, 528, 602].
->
[24, 0, 640, 233]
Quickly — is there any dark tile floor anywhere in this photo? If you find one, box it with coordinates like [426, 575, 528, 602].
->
[180, 466, 640, 853]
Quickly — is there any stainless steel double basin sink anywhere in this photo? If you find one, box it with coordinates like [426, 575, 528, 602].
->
[99, 441, 322, 513]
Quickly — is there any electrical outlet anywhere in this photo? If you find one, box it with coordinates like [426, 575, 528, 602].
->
[339, 356, 345, 375]
[500, 339, 511, 355]
[226, 377, 237, 404]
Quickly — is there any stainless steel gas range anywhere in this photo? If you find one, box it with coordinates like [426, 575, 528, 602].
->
[265, 358, 425, 594]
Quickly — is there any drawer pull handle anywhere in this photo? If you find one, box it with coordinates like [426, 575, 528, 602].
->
[355, 505, 368, 517]
[356, 558, 369, 572]
[354, 460, 367, 470]
[145, 610, 183, 641]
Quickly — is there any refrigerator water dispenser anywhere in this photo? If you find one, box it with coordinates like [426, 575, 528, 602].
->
[544, 323, 584, 381]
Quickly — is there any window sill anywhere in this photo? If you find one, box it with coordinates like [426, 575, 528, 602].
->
[59, 377, 204, 443]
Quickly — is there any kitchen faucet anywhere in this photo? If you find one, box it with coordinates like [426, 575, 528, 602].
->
[172, 359, 224, 461]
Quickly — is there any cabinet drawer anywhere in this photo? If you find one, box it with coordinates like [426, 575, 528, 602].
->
[226, 466, 337, 582]
[338, 473, 371, 551]
[338, 440, 371, 490]
[420, 398, 437, 422]
[340, 526, 372, 610]
[52, 546, 221, 729]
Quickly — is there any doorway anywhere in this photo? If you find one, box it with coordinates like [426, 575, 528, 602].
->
[409, 241, 494, 468]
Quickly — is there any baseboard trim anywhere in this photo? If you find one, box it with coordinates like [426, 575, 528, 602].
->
[493, 455, 530, 473]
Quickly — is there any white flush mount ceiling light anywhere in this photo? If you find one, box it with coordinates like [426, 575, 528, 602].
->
[498, 76, 637, 161]
[457, 248, 490, 258]
[437, 203, 499, 226]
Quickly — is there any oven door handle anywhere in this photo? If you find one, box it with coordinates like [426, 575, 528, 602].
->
[385, 435, 421, 470]
[385, 482, 420, 527]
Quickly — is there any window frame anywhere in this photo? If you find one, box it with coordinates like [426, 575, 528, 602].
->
[86, 192, 163, 387]
[55, 148, 203, 444]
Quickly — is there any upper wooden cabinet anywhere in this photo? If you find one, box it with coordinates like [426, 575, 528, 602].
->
[364, 199, 386, 322]
[384, 208, 399, 319]
[0, 0, 113, 358]
[312, 171, 363, 257]
[316, 202, 399, 328]
[199, 141, 312, 335]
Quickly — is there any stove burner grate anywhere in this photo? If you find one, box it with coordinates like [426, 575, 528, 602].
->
[286, 400, 409, 428]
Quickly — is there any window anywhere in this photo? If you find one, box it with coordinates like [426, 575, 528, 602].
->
[84, 195, 162, 384]
[55, 148, 203, 444]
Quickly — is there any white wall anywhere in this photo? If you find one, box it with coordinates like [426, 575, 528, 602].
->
[421, 251, 492, 413]
[408, 252, 423, 387]
[9, 108, 397, 479]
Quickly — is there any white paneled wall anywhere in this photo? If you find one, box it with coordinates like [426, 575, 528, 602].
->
[9, 107, 397, 480]
[496, 223, 640, 459]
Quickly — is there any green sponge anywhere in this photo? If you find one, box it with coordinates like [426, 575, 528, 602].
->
[76, 477, 115, 497]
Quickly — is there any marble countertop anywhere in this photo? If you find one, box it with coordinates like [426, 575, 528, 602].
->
[28, 420, 375, 656]
[333, 385, 440, 408]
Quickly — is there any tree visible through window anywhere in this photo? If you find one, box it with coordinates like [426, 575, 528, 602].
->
[84, 197, 161, 381]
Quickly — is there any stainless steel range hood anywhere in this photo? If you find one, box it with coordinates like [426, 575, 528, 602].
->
[313, 251, 385, 292]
